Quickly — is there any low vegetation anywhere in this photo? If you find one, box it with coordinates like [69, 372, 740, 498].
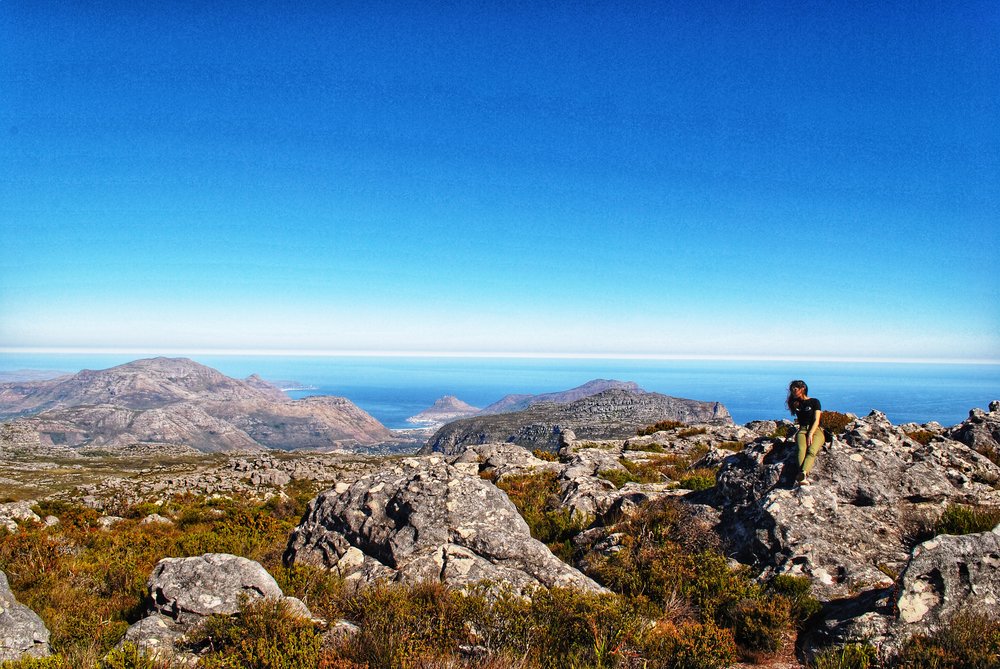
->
[2, 470, 994, 668]
[636, 420, 686, 436]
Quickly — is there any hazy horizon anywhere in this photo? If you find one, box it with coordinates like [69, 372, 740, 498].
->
[3, 3, 997, 360]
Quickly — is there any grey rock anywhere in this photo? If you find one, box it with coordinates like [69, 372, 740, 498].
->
[0, 501, 41, 533]
[98, 516, 125, 530]
[714, 410, 1000, 599]
[141, 513, 174, 526]
[946, 401, 1000, 463]
[285, 457, 605, 594]
[147, 553, 286, 622]
[117, 613, 196, 667]
[896, 523, 1000, 631]
[0, 570, 51, 661]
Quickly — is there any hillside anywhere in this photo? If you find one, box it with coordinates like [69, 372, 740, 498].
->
[478, 378, 644, 415]
[422, 387, 732, 454]
[0, 358, 393, 453]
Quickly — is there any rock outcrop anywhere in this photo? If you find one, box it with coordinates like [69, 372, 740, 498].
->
[0, 570, 51, 661]
[0, 357, 393, 453]
[284, 457, 605, 594]
[714, 410, 1000, 600]
[422, 388, 732, 455]
[895, 523, 1000, 631]
[123, 553, 311, 665]
[946, 400, 1000, 463]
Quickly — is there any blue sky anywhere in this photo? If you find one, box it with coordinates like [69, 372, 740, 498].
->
[1, 2, 998, 361]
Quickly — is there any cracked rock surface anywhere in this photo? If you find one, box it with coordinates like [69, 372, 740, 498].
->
[284, 456, 605, 594]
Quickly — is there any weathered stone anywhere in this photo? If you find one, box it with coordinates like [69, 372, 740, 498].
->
[0, 570, 51, 661]
[946, 401, 1000, 462]
[141, 513, 174, 526]
[117, 613, 196, 667]
[147, 553, 286, 622]
[285, 457, 604, 594]
[714, 411, 1000, 599]
[896, 523, 1000, 630]
[0, 501, 41, 533]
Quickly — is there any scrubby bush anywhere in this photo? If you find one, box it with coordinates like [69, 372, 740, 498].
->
[636, 420, 685, 436]
[641, 620, 737, 669]
[677, 468, 717, 491]
[188, 597, 324, 669]
[677, 427, 707, 439]
[904, 429, 937, 446]
[820, 411, 854, 435]
[494, 471, 590, 561]
[531, 449, 559, 462]
[895, 610, 1000, 669]
[766, 573, 822, 623]
[810, 643, 879, 669]
[94, 643, 169, 669]
[0, 657, 72, 669]
[934, 504, 1000, 536]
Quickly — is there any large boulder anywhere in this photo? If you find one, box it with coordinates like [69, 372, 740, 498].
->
[284, 457, 605, 594]
[714, 410, 1000, 599]
[120, 553, 311, 665]
[147, 553, 286, 622]
[0, 570, 51, 661]
[896, 523, 1000, 631]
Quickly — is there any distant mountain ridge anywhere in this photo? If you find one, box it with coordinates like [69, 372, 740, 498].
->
[478, 379, 644, 415]
[0, 357, 392, 453]
[422, 387, 732, 454]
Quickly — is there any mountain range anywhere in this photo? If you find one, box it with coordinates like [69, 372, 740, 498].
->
[0, 357, 392, 453]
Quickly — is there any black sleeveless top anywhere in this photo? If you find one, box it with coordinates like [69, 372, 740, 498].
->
[793, 397, 822, 427]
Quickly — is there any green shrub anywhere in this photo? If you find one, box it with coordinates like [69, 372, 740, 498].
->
[95, 644, 169, 669]
[716, 441, 744, 452]
[895, 610, 1000, 669]
[677, 427, 708, 438]
[819, 411, 853, 434]
[810, 643, 879, 669]
[531, 449, 560, 462]
[722, 596, 790, 653]
[637, 420, 685, 436]
[904, 429, 937, 446]
[495, 472, 590, 560]
[189, 597, 323, 669]
[0, 657, 72, 669]
[342, 582, 468, 669]
[677, 468, 717, 491]
[526, 588, 648, 669]
[626, 442, 666, 453]
[641, 620, 737, 669]
[935, 504, 1000, 536]
[769, 424, 791, 439]
[766, 574, 822, 623]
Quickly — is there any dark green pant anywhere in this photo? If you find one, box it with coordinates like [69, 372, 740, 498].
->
[796, 429, 825, 475]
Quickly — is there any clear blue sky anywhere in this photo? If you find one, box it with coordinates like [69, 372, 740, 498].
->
[1, 2, 997, 360]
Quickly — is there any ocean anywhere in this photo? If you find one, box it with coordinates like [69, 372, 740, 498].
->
[1, 353, 997, 429]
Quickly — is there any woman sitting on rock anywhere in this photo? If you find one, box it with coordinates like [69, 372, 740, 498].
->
[788, 379, 823, 485]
